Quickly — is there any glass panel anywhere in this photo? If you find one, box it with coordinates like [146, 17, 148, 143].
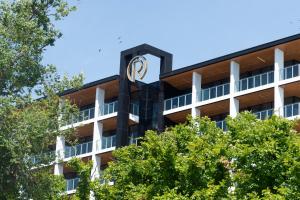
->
[241, 79, 247, 91]
[107, 137, 112, 148]
[268, 71, 274, 83]
[172, 98, 178, 109]
[165, 99, 171, 110]
[217, 85, 223, 97]
[286, 67, 293, 79]
[255, 75, 260, 87]
[293, 65, 299, 77]
[224, 84, 230, 95]
[102, 138, 107, 149]
[210, 87, 216, 99]
[293, 104, 299, 116]
[104, 104, 109, 115]
[248, 77, 254, 89]
[82, 143, 87, 154]
[76, 145, 81, 156]
[71, 147, 76, 157]
[261, 73, 268, 85]
[186, 94, 192, 105]
[203, 89, 209, 101]
[109, 103, 114, 113]
[179, 96, 185, 107]
[88, 142, 92, 152]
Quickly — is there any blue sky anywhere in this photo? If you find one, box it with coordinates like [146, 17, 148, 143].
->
[43, 0, 300, 84]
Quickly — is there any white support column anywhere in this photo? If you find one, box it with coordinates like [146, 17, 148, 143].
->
[230, 61, 240, 117]
[274, 48, 284, 116]
[91, 87, 105, 180]
[191, 72, 201, 117]
[54, 136, 65, 175]
[54, 99, 65, 175]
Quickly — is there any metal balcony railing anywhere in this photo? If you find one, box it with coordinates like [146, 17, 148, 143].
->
[254, 109, 273, 120]
[164, 93, 192, 111]
[215, 120, 227, 131]
[30, 151, 55, 165]
[284, 102, 300, 118]
[237, 71, 274, 91]
[65, 141, 93, 158]
[199, 83, 230, 102]
[280, 64, 300, 80]
[96, 135, 116, 151]
[65, 107, 95, 125]
[100, 101, 118, 116]
[66, 177, 79, 191]
[130, 103, 139, 116]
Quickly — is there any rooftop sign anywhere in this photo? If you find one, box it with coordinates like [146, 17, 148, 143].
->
[127, 55, 148, 82]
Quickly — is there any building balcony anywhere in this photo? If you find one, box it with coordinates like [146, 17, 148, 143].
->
[98, 101, 139, 123]
[280, 64, 300, 80]
[63, 107, 95, 127]
[96, 135, 116, 152]
[66, 177, 79, 192]
[65, 141, 93, 159]
[30, 151, 55, 165]
[284, 102, 300, 118]
[237, 71, 274, 92]
[215, 120, 227, 131]
[164, 93, 192, 111]
[253, 108, 273, 120]
[198, 83, 230, 102]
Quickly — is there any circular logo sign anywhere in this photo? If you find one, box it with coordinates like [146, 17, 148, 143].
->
[127, 56, 148, 82]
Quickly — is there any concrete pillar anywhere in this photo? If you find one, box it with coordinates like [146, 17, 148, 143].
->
[91, 87, 104, 180]
[230, 61, 240, 117]
[54, 136, 65, 175]
[54, 99, 65, 175]
[95, 87, 105, 117]
[191, 72, 201, 117]
[91, 155, 101, 181]
[274, 48, 284, 116]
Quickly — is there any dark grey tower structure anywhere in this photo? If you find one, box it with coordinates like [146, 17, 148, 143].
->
[116, 44, 173, 147]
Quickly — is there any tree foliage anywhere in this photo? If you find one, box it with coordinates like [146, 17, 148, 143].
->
[89, 113, 300, 200]
[0, 0, 82, 199]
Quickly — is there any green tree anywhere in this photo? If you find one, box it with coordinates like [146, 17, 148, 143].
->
[90, 113, 300, 200]
[68, 158, 93, 200]
[0, 0, 82, 199]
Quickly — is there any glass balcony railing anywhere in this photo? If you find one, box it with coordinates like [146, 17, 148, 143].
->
[66, 177, 79, 191]
[130, 103, 139, 116]
[215, 120, 227, 131]
[284, 102, 300, 118]
[237, 71, 274, 91]
[30, 151, 55, 165]
[280, 64, 300, 80]
[65, 141, 93, 158]
[65, 107, 95, 125]
[164, 93, 192, 111]
[254, 109, 273, 120]
[100, 101, 118, 116]
[198, 83, 230, 102]
[96, 135, 116, 151]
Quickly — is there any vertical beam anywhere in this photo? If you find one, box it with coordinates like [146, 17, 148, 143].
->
[91, 87, 104, 180]
[116, 54, 131, 147]
[191, 72, 201, 117]
[158, 81, 165, 132]
[274, 48, 284, 116]
[54, 99, 65, 175]
[95, 87, 105, 117]
[54, 136, 65, 175]
[230, 61, 240, 117]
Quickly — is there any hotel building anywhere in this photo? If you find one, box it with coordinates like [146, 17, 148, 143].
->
[45, 34, 300, 193]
